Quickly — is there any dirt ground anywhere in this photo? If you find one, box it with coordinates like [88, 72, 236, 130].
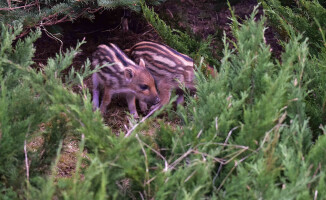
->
[31, 0, 282, 178]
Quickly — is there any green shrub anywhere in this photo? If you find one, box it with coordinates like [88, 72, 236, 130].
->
[0, 0, 166, 34]
[262, 0, 326, 136]
[1, 3, 326, 199]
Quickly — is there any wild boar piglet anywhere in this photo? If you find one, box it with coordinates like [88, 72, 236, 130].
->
[92, 43, 160, 118]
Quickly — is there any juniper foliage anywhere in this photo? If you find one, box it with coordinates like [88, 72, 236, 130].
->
[0, 0, 166, 33]
[1, 3, 326, 200]
[262, 0, 326, 137]
[0, 23, 102, 199]
[261, 0, 326, 55]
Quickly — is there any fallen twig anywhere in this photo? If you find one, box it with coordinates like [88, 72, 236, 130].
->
[24, 125, 31, 182]
[168, 148, 193, 170]
[216, 161, 237, 192]
[192, 149, 224, 163]
[213, 126, 239, 185]
[223, 126, 238, 147]
[136, 134, 150, 198]
[24, 139, 29, 182]
[184, 170, 197, 183]
[125, 106, 160, 137]
[41, 25, 64, 52]
[138, 192, 145, 200]
[15, 7, 103, 38]
[0, 3, 36, 11]
[314, 190, 318, 200]
[196, 129, 203, 138]
[308, 163, 321, 189]
[138, 137, 169, 172]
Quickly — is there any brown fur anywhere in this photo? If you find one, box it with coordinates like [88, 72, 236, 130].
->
[92, 43, 160, 118]
[128, 41, 196, 107]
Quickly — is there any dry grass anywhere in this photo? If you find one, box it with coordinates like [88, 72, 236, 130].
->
[55, 136, 88, 178]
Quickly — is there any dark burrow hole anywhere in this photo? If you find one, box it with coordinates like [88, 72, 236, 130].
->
[33, 8, 161, 68]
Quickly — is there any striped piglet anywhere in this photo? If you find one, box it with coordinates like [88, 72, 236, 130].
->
[92, 43, 160, 118]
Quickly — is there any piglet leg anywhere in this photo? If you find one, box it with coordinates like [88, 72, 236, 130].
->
[92, 74, 100, 110]
[100, 87, 111, 115]
[139, 101, 148, 114]
[126, 93, 139, 118]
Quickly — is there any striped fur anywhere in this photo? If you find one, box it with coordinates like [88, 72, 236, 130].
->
[128, 41, 196, 106]
[92, 43, 160, 117]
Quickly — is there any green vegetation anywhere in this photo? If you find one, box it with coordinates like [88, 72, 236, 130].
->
[0, 0, 166, 35]
[1, 0, 326, 199]
[262, 0, 326, 136]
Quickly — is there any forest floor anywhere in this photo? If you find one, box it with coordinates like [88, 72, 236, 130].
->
[30, 0, 281, 178]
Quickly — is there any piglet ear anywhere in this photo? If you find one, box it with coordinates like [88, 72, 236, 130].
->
[124, 67, 134, 83]
[139, 58, 146, 68]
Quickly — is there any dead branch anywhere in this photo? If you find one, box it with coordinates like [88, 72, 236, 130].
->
[223, 126, 239, 147]
[184, 170, 197, 183]
[15, 7, 103, 39]
[216, 161, 237, 192]
[192, 149, 225, 163]
[41, 25, 64, 52]
[314, 190, 318, 200]
[168, 148, 193, 170]
[135, 134, 150, 198]
[125, 106, 160, 137]
[24, 139, 29, 182]
[213, 126, 239, 185]
[138, 192, 145, 200]
[0, 2, 36, 11]
[137, 135, 169, 172]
